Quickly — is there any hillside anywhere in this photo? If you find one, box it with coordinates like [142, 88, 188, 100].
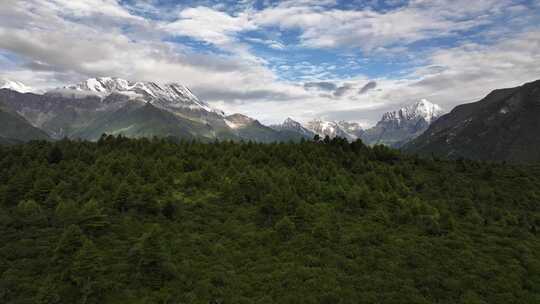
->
[405, 80, 540, 162]
[0, 79, 300, 143]
[0, 137, 539, 303]
[0, 102, 50, 143]
[70, 102, 216, 141]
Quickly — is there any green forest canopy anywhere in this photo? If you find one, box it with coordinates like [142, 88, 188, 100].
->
[0, 135, 539, 303]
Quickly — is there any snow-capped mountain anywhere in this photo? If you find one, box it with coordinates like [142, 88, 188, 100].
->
[295, 100, 443, 146]
[225, 113, 257, 129]
[337, 121, 364, 136]
[305, 119, 361, 141]
[381, 99, 443, 126]
[271, 117, 316, 138]
[0, 79, 34, 93]
[58, 77, 224, 116]
[0, 76, 445, 146]
[362, 99, 444, 147]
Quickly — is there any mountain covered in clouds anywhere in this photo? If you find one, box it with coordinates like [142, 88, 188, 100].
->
[362, 99, 444, 147]
[0, 77, 457, 149]
[405, 79, 540, 162]
[0, 79, 34, 93]
[61, 77, 225, 116]
[0, 77, 301, 143]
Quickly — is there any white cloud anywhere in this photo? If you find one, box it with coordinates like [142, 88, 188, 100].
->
[0, 0, 538, 127]
[162, 6, 255, 46]
[46, 0, 140, 20]
[252, 0, 515, 51]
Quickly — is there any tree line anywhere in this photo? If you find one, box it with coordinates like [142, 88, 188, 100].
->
[0, 135, 539, 303]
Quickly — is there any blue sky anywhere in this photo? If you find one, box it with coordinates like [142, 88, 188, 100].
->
[1, 0, 540, 125]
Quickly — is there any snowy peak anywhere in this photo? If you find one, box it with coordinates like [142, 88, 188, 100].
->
[0, 79, 34, 93]
[409, 99, 444, 123]
[305, 119, 359, 141]
[282, 117, 302, 128]
[225, 114, 257, 129]
[63, 77, 224, 116]
[381, 99, 444, 125]
[271, 117, 315, 137]
[337, 121, 363, 134]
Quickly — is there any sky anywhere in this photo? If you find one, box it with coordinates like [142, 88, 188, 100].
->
[1, 0, 539, 126]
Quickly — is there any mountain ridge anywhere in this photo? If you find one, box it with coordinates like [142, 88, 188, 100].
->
[0, 79, 35, 93]
[0, 78, 304, 143]
[361, 99, 444, 147]
[404, 79, 540, 162]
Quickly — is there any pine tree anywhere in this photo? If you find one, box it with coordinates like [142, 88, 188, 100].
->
[47, 146, 64, 164]
[78, 200, 108, 236]
[71, 239, 106, 304]
[129, 226, 175, 289]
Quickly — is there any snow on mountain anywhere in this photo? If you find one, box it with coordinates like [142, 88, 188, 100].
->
[225, 113, 257, 129]
[271, 117, 316, 137]
[305, 119, 360, 141]
[360, 99, 445, 147]
[59, 77, 224, 116]
[337, 121, 363, 135]
[0, 79, 34, 93]
[381, 99, 444, 125]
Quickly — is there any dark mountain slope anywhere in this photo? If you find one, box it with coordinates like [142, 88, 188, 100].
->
[0, 88, 109, 138]
[0, 102, 50, 143]
[405, 79, 540, 162]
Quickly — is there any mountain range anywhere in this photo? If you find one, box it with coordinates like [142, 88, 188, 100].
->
[272, 99, 444, 147]
[0, 79, 35, 93]
[0, 77, 304, 143]
[3, 76, 539, 162]
[0, 77, 443, 146]
[405, 79, 540, 163]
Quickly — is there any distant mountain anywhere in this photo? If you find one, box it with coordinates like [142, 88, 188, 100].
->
[71, 102, 217, 141]
[270, 118, 316, 139]
[405, 79, 540, 162]
[0, 79, 34, 93]
[60, 77, 225, 117]
[0, 87, 119, 139]
[0, 78, 303, 143]
[305, 119, 363, 141]
[294, 100, 442, 146]
[225, 114, 305, 143]
[362, 99, 444, 147]
[0, 99, 50, 143]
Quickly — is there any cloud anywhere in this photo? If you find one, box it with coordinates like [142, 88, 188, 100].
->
[333, 83, 354, 97]
[0, 0, 299, 108]
[304, 81, 337, 91]
[251, 0, 517, 52]
[359, 81, 377, 94]
[0, 0, 539, 127]
[161, 6, 255, 46]
[362, 30, 540, 120]
[243, 37, 285, 50]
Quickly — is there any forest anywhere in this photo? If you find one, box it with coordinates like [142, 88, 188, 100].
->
[0, 135, 539, 303]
